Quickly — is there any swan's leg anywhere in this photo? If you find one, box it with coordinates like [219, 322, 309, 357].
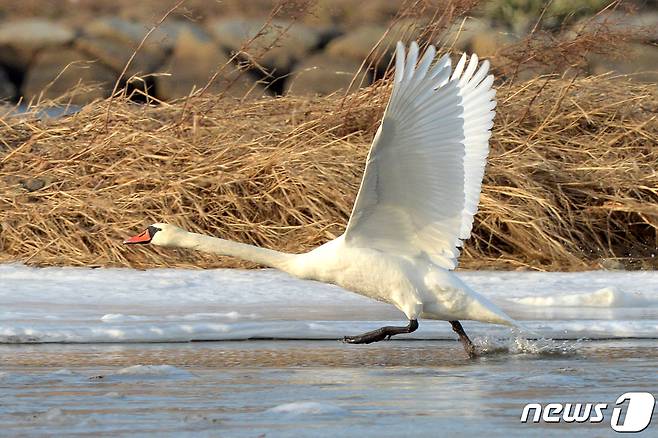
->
[343, 319, 418, 344]
[450, 320, 477, 358]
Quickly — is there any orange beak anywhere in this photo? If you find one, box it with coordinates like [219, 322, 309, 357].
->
[124, 229, 152, 245]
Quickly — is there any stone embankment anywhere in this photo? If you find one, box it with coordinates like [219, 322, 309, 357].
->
[0, 10, 655, 105]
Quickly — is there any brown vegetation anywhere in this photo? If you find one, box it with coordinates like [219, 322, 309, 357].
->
[0, 71, 656, 271]
[0, 0, 656, 271]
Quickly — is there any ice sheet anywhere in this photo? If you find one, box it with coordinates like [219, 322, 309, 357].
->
[1, 264, 657, 342]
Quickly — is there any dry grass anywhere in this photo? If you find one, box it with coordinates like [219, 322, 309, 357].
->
[0, 71, 656, 271]
[0, 0, 656, 271]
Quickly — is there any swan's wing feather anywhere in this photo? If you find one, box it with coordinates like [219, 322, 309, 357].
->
[344, 42, 496, 269]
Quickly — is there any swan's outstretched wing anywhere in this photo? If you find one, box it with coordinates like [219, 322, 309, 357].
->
[343, 41, 496, 269]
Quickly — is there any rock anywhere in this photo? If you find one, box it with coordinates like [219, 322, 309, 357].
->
[22, 48, 116, 105]
[568, 11, 658, 43]
[207, 18, 321, 72]
[0, 19, 76, 71]
[156, 27, 266, 101]
[0, 19, 75, 49]
[325, 25, 387, 61]
[305, 0, 397, 28]
[284, 53, 369, 95]
[599, 258, 625, 271]
[79, 16, 173, 77]
[161, 21, 214, 46]
[440, 18, 509, 55]
[325, 19, 426, 67]
[75, 36, 165, 78]
[352, 0, 401, 24]
[20, 178, 45, 192]
[469, 28, 514, 58]
[588, 42, 658, 83]
[304, 0, 400, 26]
[304, 0, 348, 27]
[85, 16, 180, 50]
[0, 67, 16, 101]
[629, 12, 658, 43]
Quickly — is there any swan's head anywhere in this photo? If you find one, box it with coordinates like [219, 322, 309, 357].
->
[123, 223, 186, 247]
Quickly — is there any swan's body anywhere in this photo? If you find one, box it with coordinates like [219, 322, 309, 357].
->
[126, 42, 516, 353]
[291, 236, 512, 325]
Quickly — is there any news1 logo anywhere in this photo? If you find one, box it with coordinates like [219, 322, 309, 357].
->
[520, 392, 655, 432]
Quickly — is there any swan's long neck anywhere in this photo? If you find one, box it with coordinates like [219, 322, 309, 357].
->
[172, 231, 295, 271]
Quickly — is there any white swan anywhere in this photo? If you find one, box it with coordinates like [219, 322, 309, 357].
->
[125, 41, 515, 356]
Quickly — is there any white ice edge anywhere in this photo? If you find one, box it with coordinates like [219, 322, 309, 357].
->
[2, 320, 658, 344]
[1, 264, 657, 343]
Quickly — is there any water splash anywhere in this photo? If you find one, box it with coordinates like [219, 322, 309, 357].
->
[475, 327, 580, 356]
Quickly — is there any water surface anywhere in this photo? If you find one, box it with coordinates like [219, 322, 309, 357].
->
[1, 340, 656, 437]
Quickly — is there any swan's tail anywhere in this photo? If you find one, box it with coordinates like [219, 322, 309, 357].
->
[463, 288, 517, 326]
[424, 269, 519, 327]
[461, 290, 541, 337]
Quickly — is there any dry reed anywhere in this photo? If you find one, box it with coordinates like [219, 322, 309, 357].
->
[0, 71, 656, 271]
[0, 0, 655, 271]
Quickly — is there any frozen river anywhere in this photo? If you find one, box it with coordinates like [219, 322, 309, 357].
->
[1, 265, 657, 436]
[2, 264, 658, 342]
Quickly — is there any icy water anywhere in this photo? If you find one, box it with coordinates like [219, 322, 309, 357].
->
[1, 265, 657, 436]
[1, 340, 657, 437]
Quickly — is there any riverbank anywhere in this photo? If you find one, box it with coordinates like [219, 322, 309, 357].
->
[1, 74, 656, 271]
